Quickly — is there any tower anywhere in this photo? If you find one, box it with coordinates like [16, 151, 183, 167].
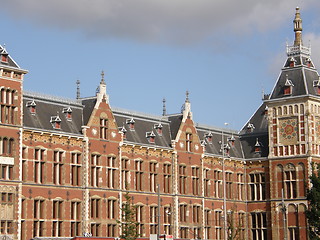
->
[266, 8, 312, 239]
[0, 45, 28, 239]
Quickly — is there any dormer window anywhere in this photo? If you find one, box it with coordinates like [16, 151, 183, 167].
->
[284, 77, 294, 95]
[154, 123, 163, 136]
[306, 57, 312, 67]
[26, 100, 36, 114]
[254, 138, 261, 153]
[126, 118, 135, 131]
[204, 132, 213, 144]
[1, 55, 8, 63]
[63, 107, 72, 121]
[50, 115, 61, 129]
[228, 135, 235, 146]
[146, 131, 156, 143]
[247, 123, 255, 133]
[289, 57, 296, 67]
[313, 79, 320, 95]
[118, 126, 127, 139]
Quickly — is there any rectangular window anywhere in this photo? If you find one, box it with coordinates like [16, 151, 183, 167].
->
[136, 205, 144, 236]
[53, 200, 63, 219]
[249, 173, 266, 200]
[163, 206, 172, 235]
[0, 164, 13, 180]
[204, 168, 210, 197]
[192, 166, 200, 195]
[71, 221, 81, 237]
[214, 170, 222, 198]
[179, 165, 187, 194]
[34, 199, 45, 219]
[71, 201, 81, 220]
[251, 212, 267, 240]
[215, 211, 222, 240]
[163, 163, 171, 193]
[226, 172, 233, 199]
[135, 160, 143, 191]
[34, 149, 45, 183]
[91, 223, 101, 237]
[149, 162, 157, 192]
[150, 206, 158, 234]
[193, 205, 200, 223]
[107, 199, 116, 219]
[71, 152, 81, 186]
[33, 221, 44, 237]
[180, 227, 188, 239]
[52, 221, 63, 237]
[91, 154, 101, 187]
[107, 156, 117, 188]
[100, 118, 108, 139]
[121, 158, 130, 190]
[186, 133, 192, 152]
[53, 150, 64, 185]
[237, 173, 244, 200]
[90, 198, 100, 219]
[107, 224, 116, 237]
[284, 169, 297, 199]
[179, 204, 187, 222]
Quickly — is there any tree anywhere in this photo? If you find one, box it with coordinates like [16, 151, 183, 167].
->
[226, 207, 245, 240]
[306, 164, 320, 240]
[118, 191, 140, 240]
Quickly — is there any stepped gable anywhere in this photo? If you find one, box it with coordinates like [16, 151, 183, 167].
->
[23, 91, 84, 135]
[196, 125, 243, 158]
[0, 45, 21, 69]
[240, 103, 269, 159]
[113, 108, 172, 148]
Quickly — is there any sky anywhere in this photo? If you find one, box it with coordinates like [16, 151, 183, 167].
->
[1, 0, 320, 130]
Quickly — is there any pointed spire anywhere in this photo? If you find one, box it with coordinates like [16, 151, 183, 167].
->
[162, 98, 167, 116]
[100, 70, 105, 84]
[76, 79, 80, 99]
[185, 90, 190, 103]
[293, 7, 303, 46]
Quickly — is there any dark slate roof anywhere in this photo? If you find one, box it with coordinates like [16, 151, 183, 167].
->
[270, 55, 319, 99]
[0, 45, 21, 69]
[240, 103, 269, 159]
[196, 125, 243, 158]
[23, 91, 84, 135]
[112, 108, 172, 148]
[167, 114, 183, 140]
[81, 97, 96, 125]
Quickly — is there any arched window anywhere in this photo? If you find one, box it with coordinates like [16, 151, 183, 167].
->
[2, 138, 8, 155]
[288, 204, 298, 240]
[8, 138, 14, 156]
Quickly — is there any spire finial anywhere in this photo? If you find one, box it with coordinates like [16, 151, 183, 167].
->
[162, 98, 167, 116]
[293, 7, 303, 46]
[76, 79, 80, 99]
[100, 70, 105, 84]
[186, 90, 189, 103]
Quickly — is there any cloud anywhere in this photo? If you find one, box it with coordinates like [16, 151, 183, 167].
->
[0, 0, 317, 44]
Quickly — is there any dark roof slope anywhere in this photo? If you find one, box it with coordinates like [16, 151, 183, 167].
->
[23, 91, 83, 135]
[270, 55, 319, 99]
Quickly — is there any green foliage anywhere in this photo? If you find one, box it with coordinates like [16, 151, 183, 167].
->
[226, 207, 244, 240]
[307, 164, 320, 240]
[117, 191, 140, 240]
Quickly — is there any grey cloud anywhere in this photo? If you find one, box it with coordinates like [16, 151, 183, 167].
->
[0, 0, 317, 44]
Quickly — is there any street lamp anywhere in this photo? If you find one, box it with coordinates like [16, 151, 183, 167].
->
[221, 123, 229, 240]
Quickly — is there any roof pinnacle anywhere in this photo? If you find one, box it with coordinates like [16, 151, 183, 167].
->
[100, 70, 105, 84]
[185, 90, 190, 103]
[293, 7, 303, 46]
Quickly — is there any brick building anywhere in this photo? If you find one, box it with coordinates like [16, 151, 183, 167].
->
[0, 7, 313, 240]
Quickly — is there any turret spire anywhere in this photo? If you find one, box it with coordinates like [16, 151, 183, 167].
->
[293, 7, 303, 46]
[76, 79, 80, 99]
[162, 98, 167, 116]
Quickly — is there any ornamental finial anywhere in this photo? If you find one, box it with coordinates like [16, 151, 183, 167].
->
[293, 7, 303, 46]
[100, 70, 105, 84]
[186, 90, 190, 103]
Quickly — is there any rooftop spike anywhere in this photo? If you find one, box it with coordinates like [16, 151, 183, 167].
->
[293, 7, 303, 46]
[100, 70, 105, 84]
[162, 98, 167, 116]
[185, 90, 190, 103]
[76, 79, 80, 99]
